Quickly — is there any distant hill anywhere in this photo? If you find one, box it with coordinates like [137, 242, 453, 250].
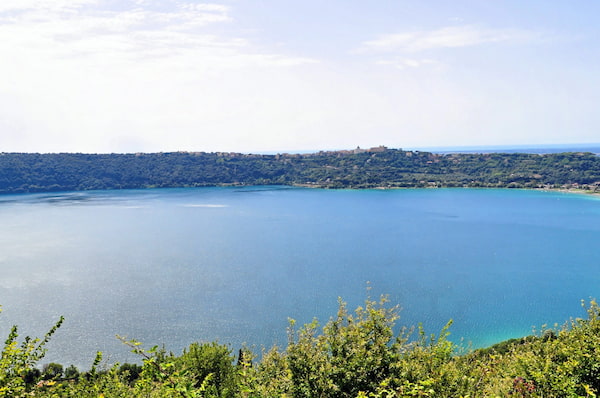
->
[1, 146, 599, 193]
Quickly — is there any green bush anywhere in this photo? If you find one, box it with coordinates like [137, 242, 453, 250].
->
[8, 296, 600, 397]
[176, 341, 237, 397]
[0, 308, 63, 397]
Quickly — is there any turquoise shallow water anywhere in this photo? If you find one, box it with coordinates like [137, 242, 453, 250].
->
[0, 187, 598, 367]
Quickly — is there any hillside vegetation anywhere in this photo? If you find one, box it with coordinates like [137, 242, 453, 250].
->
[1, 147, 599, 193]
[3, 297, 600, 397]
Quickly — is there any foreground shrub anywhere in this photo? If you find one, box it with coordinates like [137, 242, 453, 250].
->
[7, 297, 600, 397]
[0, 308, 63, 397]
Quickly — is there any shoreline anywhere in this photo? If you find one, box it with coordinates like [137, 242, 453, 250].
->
[1, 181, 600, 197]
[532, 187, 600, 198]
[292, 182, 600, 196]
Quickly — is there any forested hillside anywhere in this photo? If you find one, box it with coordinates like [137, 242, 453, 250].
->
[1, 147, 599, 193]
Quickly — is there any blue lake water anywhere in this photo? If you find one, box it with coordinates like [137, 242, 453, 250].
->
[0, 187, 599, 368]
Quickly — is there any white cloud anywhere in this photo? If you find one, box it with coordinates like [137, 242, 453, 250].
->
[178, 3, 229, 13]
[361, 25, 542, 53]
[375, 57, 438, 70]
[0, 0, 97, 14]
[0, 1, 317, 70]
[0, 0, 322, 153]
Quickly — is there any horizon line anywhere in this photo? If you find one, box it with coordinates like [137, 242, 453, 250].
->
[2, 142, 600, 156]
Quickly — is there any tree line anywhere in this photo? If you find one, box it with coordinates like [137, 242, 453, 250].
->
[0, 147, 599, 193]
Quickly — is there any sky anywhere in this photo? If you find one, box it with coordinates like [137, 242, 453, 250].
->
[1, 0, 599, 154]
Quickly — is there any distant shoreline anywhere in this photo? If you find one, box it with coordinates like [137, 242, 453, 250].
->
[296, 180, 600, 202]
[0, 149, 598, 195]
[534, 187, 600, 198]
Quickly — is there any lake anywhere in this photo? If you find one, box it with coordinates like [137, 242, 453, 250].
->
[0, 187, 599, 368]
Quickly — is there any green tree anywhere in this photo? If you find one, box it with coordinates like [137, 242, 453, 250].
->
[64, 364, 79, 379]
[176, 341, 236, 397]
[42, 362, 63, 380]
[0, 308, 63, 397]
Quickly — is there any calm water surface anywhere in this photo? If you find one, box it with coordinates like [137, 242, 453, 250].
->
[0, 187, 599, 367]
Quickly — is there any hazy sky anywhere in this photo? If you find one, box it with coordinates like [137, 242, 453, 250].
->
[1, 1, 599, 153]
